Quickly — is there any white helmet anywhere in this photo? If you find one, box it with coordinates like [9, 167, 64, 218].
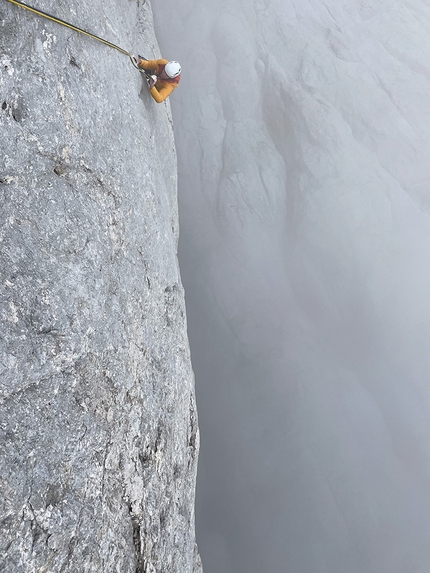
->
[165, 61, 181, 78]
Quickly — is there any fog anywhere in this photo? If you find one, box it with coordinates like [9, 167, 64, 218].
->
[152, 1, 430, 571]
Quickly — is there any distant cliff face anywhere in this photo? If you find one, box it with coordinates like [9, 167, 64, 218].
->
[0, 1, 201, 572]
[155, 0, 430, 572]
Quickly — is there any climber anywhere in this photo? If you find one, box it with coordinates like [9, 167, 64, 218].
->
[135, 57, 181, 103]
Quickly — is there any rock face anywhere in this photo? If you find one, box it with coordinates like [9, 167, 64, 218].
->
[0, 1, 200, 572]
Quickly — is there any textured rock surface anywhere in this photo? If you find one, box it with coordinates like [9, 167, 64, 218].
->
[0, 1, 200, 571]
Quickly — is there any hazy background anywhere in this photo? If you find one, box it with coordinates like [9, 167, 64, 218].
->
[152, 1, 430, 571]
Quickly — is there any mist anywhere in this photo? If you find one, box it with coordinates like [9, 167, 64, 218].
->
[152, 1, 430, 571]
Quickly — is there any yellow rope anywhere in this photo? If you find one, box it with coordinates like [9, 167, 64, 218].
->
[6, 0, 146, 72]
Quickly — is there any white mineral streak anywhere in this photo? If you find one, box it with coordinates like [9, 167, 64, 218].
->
[153, 0, 430, 571]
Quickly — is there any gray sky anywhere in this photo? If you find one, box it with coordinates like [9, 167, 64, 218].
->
[153, 1, 430, 571]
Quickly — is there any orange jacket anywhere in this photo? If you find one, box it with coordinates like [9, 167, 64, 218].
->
[138, 58, 180, 103]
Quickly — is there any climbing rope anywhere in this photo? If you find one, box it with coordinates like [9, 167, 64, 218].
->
[6, 0, 149, 74]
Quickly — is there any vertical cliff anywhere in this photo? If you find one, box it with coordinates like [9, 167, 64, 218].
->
[0, 1, 201, 571]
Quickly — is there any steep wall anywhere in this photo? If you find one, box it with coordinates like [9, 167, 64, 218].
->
[0, 1, 201, 571]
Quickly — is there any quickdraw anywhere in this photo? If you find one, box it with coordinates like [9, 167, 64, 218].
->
[6, 0, 150, 76]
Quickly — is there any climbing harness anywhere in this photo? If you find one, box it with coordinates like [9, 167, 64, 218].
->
[6, 0, 150, 76]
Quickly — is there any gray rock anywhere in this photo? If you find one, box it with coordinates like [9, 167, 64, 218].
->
[0, 1, 201, 571]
